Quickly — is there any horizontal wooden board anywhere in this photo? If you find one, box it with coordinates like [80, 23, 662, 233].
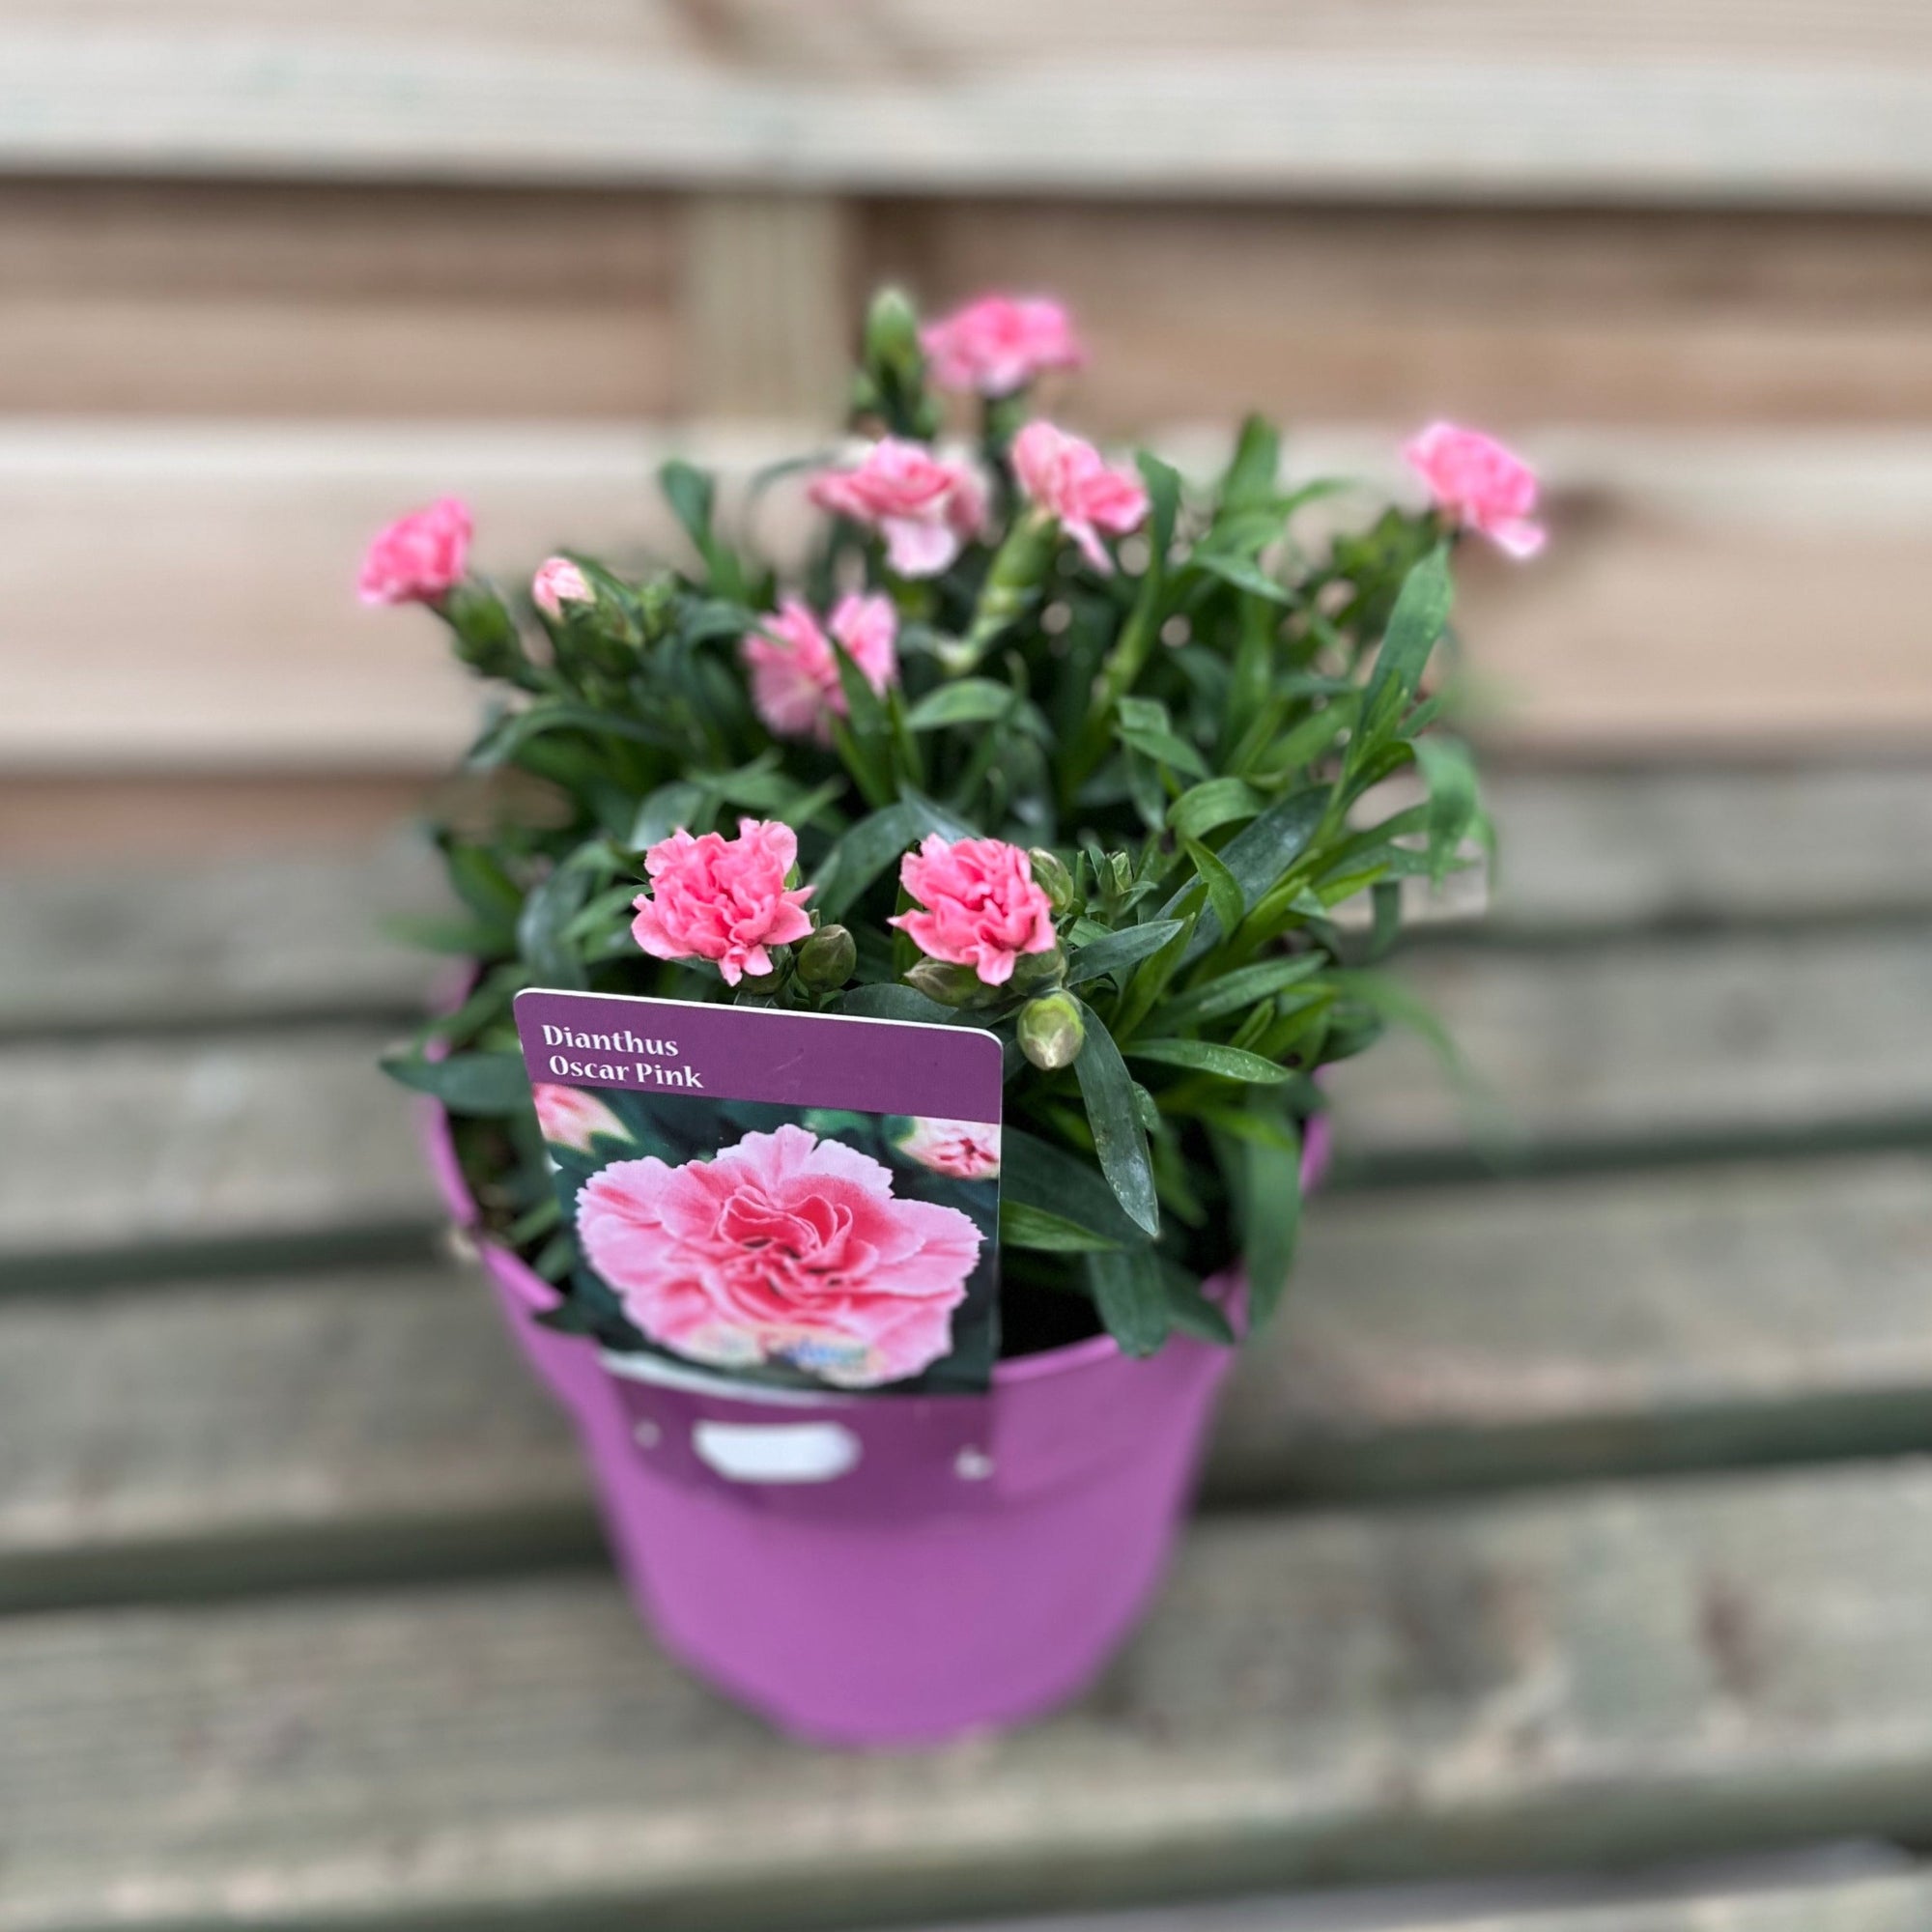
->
[7, 921, 1929, 1264]
[0, 1026, 432, 1270]
[870, 203, 1932, 431]
[1324, 926, 1932, 1173]
[0, 836, 440, 1032]
[7, 425, 1932, 770]
[0, 179, 685, 419]
[7, 1463, 1932, 1929]
[7, 766, 1929, 1023]
[912, 1865, 1932, 1932]
[7, 1155, 1932, 1604]
[7, 8, 1932, 203]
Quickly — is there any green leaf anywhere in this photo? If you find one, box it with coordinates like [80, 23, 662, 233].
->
[810, 793, 975, 920]
[1162, 1265, 1237, 1346]
[1172, 786, 1327, 964]
[1234, 1113, 1302, 1328]
[1359, 545, 1454, 726]
[999, 1201, 1126, 1254]
[1116, 724, 1210, 780]
[1084, 1246, 1172, 1356]
[1125, 1038, 1292, 1084]
[1193, 550, 1290, 604]
[1161, 952, 1325, 1028]
[905, 679, 1028, 731]
[1002, 1127, 1151, 1249]
[659, 458, 715, 556]
[517, 862, 593, 990]
[1136, 452, 1183, 557]
[1183, 837, 1245, 945]
[1168, 777, 1263, 843]
[1219, 412, 1281, 517]
[1065, 920, 1185, 988]
[471, 699, 677, 768]
[1071, 998, 1161, 1236]
[1413, 734, 1481, 883]
[836, 982, 959, 1026]
[629, 781, 706, 849]
[380, 1049, 531, 1116]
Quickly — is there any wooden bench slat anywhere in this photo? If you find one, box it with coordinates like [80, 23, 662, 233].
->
[1327, 926, 1932, 1174]
[913, 1867, 1932, 1931]
[6, 923, 1928, 1265]
[7, 15, 1932, 204]
[5, 767, 1931, 1028]
[6, 1463, 1932, 1930]
[8, 1155, 1929, 1605]
[0, 838, 440, 1033]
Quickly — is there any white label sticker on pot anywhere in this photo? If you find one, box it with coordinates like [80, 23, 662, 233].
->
[691, 1420, 862, 1485]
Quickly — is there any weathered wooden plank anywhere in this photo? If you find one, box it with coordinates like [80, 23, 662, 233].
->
[870, 202, 1932, 430]
[0, 1266, 593, 1606]
[0, 1027, 432, 1273]
[5, 923, 1926, 1266]
[16, 185, 1932, 430]
[1325, 927, 1932, 1173]
[0, 838, 440, 1033]
[8, 1156, 1929, 1604]
[913, 1865, 1932, 1932]
[7, 11, 1932, 204]
[0, 177, 683, 418]
[7, 767, 1928, 1025]
[6, 1464, 1932, 1930]
[8, 425, 1932, 772]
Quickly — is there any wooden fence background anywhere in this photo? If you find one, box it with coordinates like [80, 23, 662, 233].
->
[5, 1, 1931, 857]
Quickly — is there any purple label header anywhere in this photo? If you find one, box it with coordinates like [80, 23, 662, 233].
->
[513, 989, 1004, 1123]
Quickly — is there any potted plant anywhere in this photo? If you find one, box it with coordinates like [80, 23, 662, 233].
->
[370, 287, 1542, 1747]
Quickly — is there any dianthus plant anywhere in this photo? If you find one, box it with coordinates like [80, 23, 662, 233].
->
[375, 287, 1540, 1357]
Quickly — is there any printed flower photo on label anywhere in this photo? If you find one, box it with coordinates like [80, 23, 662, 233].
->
[536, 1089, 1003, 1395]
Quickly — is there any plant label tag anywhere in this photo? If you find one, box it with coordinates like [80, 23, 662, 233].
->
[513, 988, 1004, 1396]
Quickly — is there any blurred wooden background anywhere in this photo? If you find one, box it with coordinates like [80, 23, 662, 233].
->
[4, 0, 1932, 857]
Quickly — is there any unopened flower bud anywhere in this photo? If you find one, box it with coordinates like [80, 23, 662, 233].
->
[1018, 992, 1085, 1071]
[794, 923, 857, 991]
[531, 555, 593, 622]
[1009, 940, 1065, 995]
[904, 958, 992, 1009]
[1028, 848, 1079, 918]
[863, 286, 923, 389]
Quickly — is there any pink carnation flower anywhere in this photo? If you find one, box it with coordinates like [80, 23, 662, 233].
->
[357, 497, 472, 606]
[1011, 421, 1150, 575]
[742, 592, 898, 744]
[1403, 422, 1546, 559]
[531, 1083, 630, 1152]
[921, 294, 1084, 397]
[630, 816, 814, 987]
[890, 834, 1057, 987]
[896, 1116, 1003, 1180]
[577, 1122, 982, 1387]
[808, 439, 988, 579]
[531, 554, 592, 620]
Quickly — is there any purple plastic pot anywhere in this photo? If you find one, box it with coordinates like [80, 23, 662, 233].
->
[420, 1097, 1328, 1747]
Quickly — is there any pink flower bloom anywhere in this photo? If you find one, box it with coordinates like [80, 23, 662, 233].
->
[1011, 421, 1150, 575]
[631, 817, 814, 987]
[808, 439, 988, 578]
[890, 834, 1057, 987]
[896, 1115, 1003, 1180]
[1403, 422, 1546, 559]
[742, 592, 898, 744]
[357, 497, 471, 606]
[531, 554, 592, 620]
[578, 1123, 982, 1386]
[531, 1083, 630, 1152]
[920, 294, 1084, 397]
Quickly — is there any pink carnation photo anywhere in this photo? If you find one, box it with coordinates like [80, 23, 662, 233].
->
[537, 1089, 1002, 1394]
